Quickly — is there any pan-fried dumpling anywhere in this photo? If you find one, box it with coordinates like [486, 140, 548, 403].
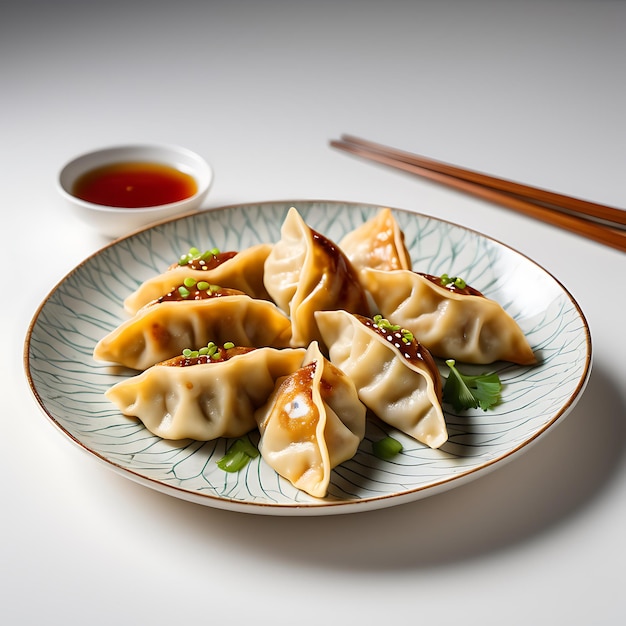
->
[93, 295, 292, 370]
[263, 207, 370, 348]
[361, 268, 536, 365]
[339, 207, 412, 272]
[105, 344, 306, 441]
[315, 309, 447, 449]
[124, 244, 273, 314]
[254, 341, 366, 498]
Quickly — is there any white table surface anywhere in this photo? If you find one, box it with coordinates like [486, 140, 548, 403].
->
[3, 1, 625, 624]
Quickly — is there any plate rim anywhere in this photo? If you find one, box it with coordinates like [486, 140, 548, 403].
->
[23, 199, 593, 516]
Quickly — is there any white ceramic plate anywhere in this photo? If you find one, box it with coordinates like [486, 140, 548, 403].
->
[24, 200, 591, 516]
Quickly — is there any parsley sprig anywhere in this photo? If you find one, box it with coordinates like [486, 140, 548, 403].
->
[443, 359, 502, 411]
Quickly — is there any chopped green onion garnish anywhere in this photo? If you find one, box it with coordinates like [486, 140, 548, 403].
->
[177, 246, 221, 266]
[233, 437, 258, 458]
[179, 340, 242, 360]
[440, 273, 467, 289]
[197, 281, 210, 291]
[373, 314, 414, 345]
[372, 436, 403, 460]
[217, 450, 249, 472]
[216, 437, 259, 472]
[178, 286, 190, 298]
[373, 314, 400, 332]
[183, 277, 197, 288]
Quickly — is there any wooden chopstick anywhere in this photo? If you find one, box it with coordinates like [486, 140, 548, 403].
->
[337, 134, 626, 227]
[331, 134, 626, 253]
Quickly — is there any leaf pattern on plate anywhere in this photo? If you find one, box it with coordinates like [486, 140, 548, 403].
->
[24, 201, 591, 515]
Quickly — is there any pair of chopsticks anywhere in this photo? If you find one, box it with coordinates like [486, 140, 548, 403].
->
[330, 134, 626, 253]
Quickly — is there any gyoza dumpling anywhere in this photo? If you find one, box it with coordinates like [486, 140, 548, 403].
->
[105, 344, 306, 440]
[124, 244, 273, 314]
[263, 207, 370, 348]
[315, 309, 447, 449]
[255, 341, 366, 498]
[93, 295, 292, 370]
[339, 207, 412, 272]
[361, 268, 536, 365]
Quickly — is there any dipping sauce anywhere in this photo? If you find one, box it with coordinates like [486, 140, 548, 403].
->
[72, 161, 198, 208]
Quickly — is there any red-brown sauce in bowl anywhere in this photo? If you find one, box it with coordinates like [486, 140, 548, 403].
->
[72, 161, 197, 208]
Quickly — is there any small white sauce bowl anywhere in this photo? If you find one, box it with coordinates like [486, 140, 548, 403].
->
[58, 144, 213, 238]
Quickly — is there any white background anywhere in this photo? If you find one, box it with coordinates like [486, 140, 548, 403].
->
[2, 1, 625, 624]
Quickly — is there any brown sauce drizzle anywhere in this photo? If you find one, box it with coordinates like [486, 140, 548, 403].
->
[311, 229, 370, 315]
[161, 346, 254, 367]
[168, 251, 237, 271]
[187, 251, 237, 271]
[418, 272, 484, 297]
[157, 284, 244, 303]
[355, 314, 442, 398]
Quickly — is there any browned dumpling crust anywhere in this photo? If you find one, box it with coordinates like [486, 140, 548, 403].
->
[254, 341, 366, 498]
[263, 207, 370, 348]
[124, 243, 273, 314]
[105, 346, 306, 440]
[93, 295, 293, 370]
[339, 207, 412, 272]
[315, 309, 447, 449]
[361, 268, 536, 365]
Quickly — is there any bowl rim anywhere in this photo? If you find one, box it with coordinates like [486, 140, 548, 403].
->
[57, 143, 213, 213]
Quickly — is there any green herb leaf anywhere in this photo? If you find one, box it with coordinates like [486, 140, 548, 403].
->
[372, 436, 403, 460]
[216, 437, 259, 472]
[443, 359, 502, 411]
